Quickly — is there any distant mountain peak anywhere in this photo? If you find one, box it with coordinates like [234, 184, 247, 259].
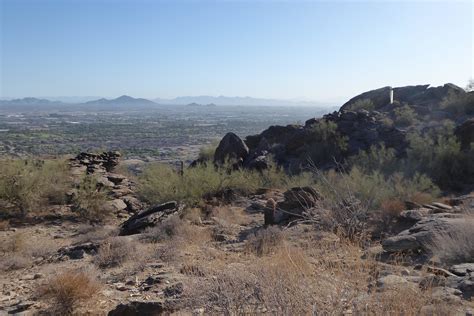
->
[83, 95, 157, 106]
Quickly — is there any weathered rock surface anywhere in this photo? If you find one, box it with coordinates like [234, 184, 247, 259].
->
[450, 263, 474, 276]
[119, 201, 180, 235]
[108, 301, 166, 316]
[382, 216, 466, 253]
[72, 151, 121, 173]
[214, 132, 249, 164]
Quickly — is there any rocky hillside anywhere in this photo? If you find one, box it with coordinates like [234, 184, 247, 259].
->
[211, 83, 474, 189]
[1, 83, 473, 315]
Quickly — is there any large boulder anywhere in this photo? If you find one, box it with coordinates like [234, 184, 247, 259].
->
[340, 83, 465, 112]
[382, 215, 466, 253]
[214, 132, 249, 164]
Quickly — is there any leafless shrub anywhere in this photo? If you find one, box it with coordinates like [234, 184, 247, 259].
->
[38, 269, 101, 315]
[94, 237, 137, 269]
[427, 216, 474, 265]
[153, 239, 183, 263]
[0, 232, 26, 254]
[209, 206, 248, 225]
[0, 254, 30, 271]
[245, 226, 285, 256]
[306, 163, 371, 240]
[184, 245, 315, 314]
[144, 215, 211, 245]
[74, 224, 118, 244]
[0, 232, 57, 270]
[180, 260, 206, 277]
[182, 207, 203, 225]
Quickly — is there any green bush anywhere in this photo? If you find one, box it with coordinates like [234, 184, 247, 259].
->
[138, 162, 314, 206]
[406, 128, 474, 189]
[348, 99, 375, 112]
[72, 175, 110, 221]
[197, 141, 219, 161]
[303, 120, 348, 165]
[0, 159, 70, 217]
[315, 167, 439, 211]
[350, 144, 399, 176]
[440, 89, 474, 115]
[393, 105, 417, 126]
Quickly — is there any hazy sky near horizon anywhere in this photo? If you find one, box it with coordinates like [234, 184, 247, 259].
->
[0, 0, 472, 102]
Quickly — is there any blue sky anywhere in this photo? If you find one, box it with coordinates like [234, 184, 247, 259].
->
[0, 0, 472, 102]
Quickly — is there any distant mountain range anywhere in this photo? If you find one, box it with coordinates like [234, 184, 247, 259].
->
[153, 96, 328, 107]
[0, 95, 334, 107]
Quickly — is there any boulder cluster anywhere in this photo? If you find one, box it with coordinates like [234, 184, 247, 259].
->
[211, 83, 473, 173]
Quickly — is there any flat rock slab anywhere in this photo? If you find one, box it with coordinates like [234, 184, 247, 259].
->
[382, 216, 468, 253]
[450, 263, 474, 276]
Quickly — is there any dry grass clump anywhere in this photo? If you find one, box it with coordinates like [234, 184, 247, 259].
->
[427, 216, 474, 265]
[144, 215, 211, 245]
[94, 237, 137, 269]
[144, 216, 211, 263]
[74, 224, 118, 244]
[209, 206, 249, 226]
[357, 282, 455, 315]
[245, 226, 285, 256]
[182, 207, 203, 224]
[184, 244, 315, 314]
[380, 198, 406, 218]
[0, 254, 30, 271]
[38, 269, 101, 315]
[0, 232, 57, 271]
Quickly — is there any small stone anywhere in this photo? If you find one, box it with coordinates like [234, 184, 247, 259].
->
[34, 273, 43, 279]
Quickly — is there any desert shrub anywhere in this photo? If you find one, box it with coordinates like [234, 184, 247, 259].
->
[74, 224, 118, 244]
[427, 216, 474, 265]
[138, 161, 314, 206]
[184, 245, 314, 314]
[245, 226, 285, 256]
[440, 88, 474, 115]
[303, 120, 348, 165]
[350, 144, 399, 176]
[0, 159, 70, 217]
[380, 199, 406, 218]
[316, 167, 439, 212]
[144, 215, 211, 245]
[0, 254, 30, 271]
[380, 116, 394, 127]
[348, 99, 375, 111]
[144, 215, 184, 242]
[0, 232, 58, 270]
[311, 167, 439, 239]
[197, 141, 219, 161]
[406, 127, 474, 189]
[393, 105, 417, 126]
[94, 237, 136, 269]
[39, 270, 101, 315]
[72, 175, 110, 221]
